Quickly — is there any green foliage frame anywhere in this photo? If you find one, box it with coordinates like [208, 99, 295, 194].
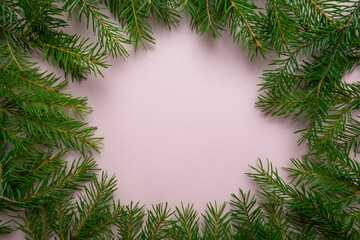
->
[1, 0, 360, 239]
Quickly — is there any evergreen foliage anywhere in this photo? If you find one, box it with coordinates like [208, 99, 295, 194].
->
[1, 0, 360, 239]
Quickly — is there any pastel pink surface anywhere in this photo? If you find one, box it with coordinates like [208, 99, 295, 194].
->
[67, 20, 306, 209]
[1, 17, 310, 240]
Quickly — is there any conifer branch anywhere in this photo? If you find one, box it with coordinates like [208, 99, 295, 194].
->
[21, 1, 49, 36]
[86, 205, 122, 236]
[63, 0, 129, 58]
[71, 182, 105, 239]
[1, 21, 107, 80]
[308, 0, 337, 26]
[229, 0, 262, 49]
[1, 106, 99, 153]
[131, 0, 143, 48]
[32, 39, 101, 65]
[150, 215, 165, 240]
[126, 211, 135, 239]
[22, 100, 86, 111]
[348, 209, 360, 220]
[0, 196, 18, 203]
[271, 0, 286, 44]
[0, 0, 18, 13]
[22, 172, 79, 202]
[342, 0, 360, 27]
[323, 151, 360, 180]
[264, 205, 286, 239]
[0, 67, 57, 92]
[24, 215, 36, 240]
[41, 205, 47, 240]
[82, 0, 128, 55]
[202, 202, 231, 239]
[331, 190, 360, 204]
[312, 103, 350, 150]
[260, 28, 340, 93]
[206, 0, 213, 30]
[117, 202, 145, 240]
[174, 203, 200, 240]
[183, 216, 193, 239]
[22, 154, 60, 180]
[241, 204, 255, 239]
[316, 40, 342, 96]
[231, 190, 263, 239]
[0, 161, 2, 196]
[0, 82, 14, 93]
[57, 200, 65, 240]
[250, 160, 350, 238]
[5, 38, 23, 72]
[13, 157, 96, 204]
[302, 32, 346, 146]
[0, 125, 23, 142]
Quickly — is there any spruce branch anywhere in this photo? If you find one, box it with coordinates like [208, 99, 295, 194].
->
[62, 0, 130, 58]
[71, 172, 117, 239]
[249, 157, 360, 238]
[0, 220, 13, 234]
[201, 202, 231, 239]
[146, 0, 180, 30]
[0, 105, 101, 154]
[33, 32, 109, 81]
[174, 203, 200, 240]
[307, 0, 337, 27]
[2, 156, 97, 207]
[182, 0, 225, 39]
[104, 0, 156, 51]
[226, 0, 267, 60]
[86, 200, 122, 237]
[21, 0, 50, 36]
[0, 66, 62, 93]
[261, 202, 289, 239]
[265, 0, 293, 51]
[117, 201, 146, 240]
[230, 190, 267, 239]
[5, 37, 24, 71]
[0, 21, 109, 81]
[19, 150, 66, 183]
[141, 203, 174, 240]
[271, 0, 286, 43]
[53, 195, 75, 240]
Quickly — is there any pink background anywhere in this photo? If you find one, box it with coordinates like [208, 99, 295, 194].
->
[3, 17, 309, 239]
[68, 18, 306, 209]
